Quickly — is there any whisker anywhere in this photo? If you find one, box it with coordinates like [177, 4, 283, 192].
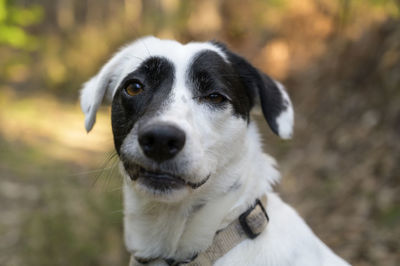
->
[67, 167, 116, 177]
[91, 151, 119, 188]
[110, 209, 124, 214]
[99, 158, 119, 190]
[139, 38, 151, 57]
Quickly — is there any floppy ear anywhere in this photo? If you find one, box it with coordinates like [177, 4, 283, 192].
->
[221, 47, 294, 139]
[80, 52, 126, 132]
[255, 73, 294, 139]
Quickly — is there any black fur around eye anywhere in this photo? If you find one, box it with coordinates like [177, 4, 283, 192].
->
[203, 93, 227, 104]
[125, 80, 144, 96]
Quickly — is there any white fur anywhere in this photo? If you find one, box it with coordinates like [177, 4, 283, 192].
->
[80, 37, 350, 266]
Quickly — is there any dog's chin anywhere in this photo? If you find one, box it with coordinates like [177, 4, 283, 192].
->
[124, 164, 210, 202]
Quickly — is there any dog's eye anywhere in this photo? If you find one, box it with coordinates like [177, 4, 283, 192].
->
[203, 93, 227, 104]
[125, 80, 144, 96]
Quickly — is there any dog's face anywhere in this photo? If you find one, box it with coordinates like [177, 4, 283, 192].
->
[81, 37, 293, 202]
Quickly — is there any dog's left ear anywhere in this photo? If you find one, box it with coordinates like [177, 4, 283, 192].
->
[255, 73, 294, 139]
[218, 44, 294, 139]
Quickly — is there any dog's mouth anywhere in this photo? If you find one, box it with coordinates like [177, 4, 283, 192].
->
[125, 164, 209, 191]
[137, 167, 186, 191]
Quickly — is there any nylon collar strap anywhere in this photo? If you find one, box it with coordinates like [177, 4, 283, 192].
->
[131, 196, 269, 266]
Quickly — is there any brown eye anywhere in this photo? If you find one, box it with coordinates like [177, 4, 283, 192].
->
[203, 93, 227, 104]
[125, 81, 144, 96]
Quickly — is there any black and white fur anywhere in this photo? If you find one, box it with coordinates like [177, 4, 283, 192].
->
[80, 36, 349, 266]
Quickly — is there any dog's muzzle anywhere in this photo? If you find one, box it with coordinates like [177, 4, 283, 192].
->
[123, 123, 209, 191]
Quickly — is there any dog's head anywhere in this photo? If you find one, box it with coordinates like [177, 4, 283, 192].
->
[81, 37, 293, 202]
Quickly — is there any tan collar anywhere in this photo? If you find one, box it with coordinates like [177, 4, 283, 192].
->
[132, 196, 269, 266]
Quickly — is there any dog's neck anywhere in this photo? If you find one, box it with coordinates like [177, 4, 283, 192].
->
[122, 122, 280, 261]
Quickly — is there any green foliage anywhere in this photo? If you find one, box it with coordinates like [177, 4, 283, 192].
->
[0, 0, 43, 49]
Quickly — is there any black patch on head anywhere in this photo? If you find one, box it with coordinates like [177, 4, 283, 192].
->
[111, 56, 175, 152]
[210, 41, 287, 136]
[187, 50, 254, 120]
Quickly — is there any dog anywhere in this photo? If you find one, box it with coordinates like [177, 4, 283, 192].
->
[80, 36, 350, 266]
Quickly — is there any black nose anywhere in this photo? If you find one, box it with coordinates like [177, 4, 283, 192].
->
[138, 124, 186, 162]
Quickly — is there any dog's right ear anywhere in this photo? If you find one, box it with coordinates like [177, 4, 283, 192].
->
[80, 52, 126, 132]
[212, 41, 294, 139]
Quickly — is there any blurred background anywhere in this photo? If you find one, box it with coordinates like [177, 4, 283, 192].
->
[0, 0, 399, 265]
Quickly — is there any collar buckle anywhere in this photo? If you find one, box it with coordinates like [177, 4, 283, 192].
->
[238, 199, 269, 239]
